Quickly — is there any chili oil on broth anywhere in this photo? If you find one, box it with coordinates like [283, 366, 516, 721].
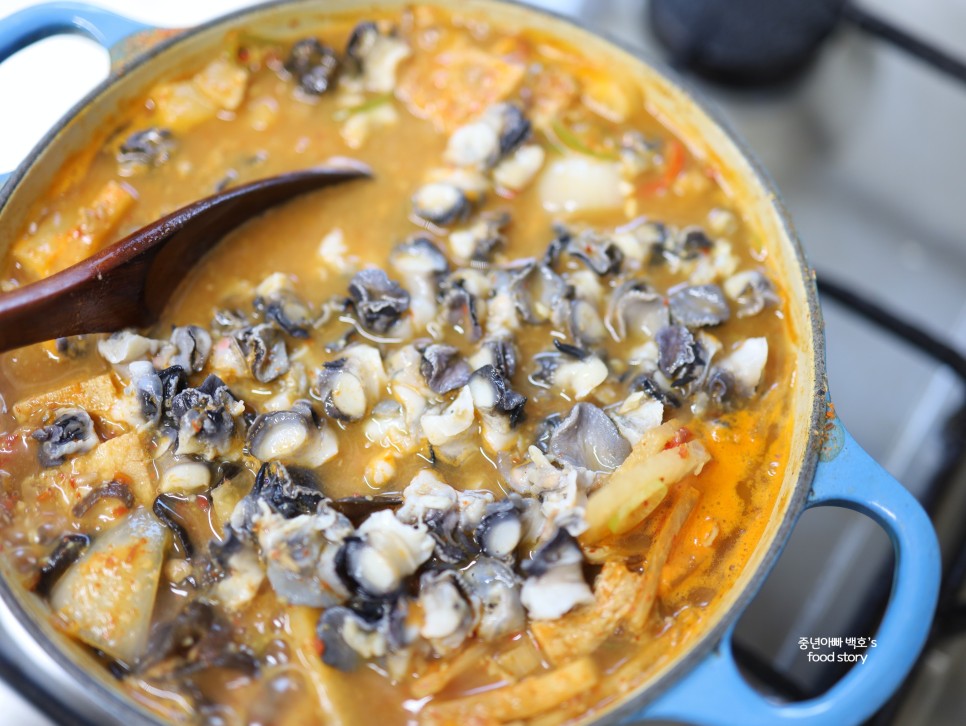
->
[0, 5, 795, 725]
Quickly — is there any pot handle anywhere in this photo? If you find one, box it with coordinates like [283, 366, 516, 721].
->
[0, 2, 151, 188]
[0, 2, 149, 63]
[631, 420, 940, 726]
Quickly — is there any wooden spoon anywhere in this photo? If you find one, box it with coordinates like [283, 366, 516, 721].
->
[0, 165, 370, 353]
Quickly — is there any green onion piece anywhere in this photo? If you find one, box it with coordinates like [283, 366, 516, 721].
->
[334, 94, 394, 122]
[551, 121, 619, 162]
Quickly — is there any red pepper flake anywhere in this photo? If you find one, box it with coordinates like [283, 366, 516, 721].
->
[313, 636, 325, 657]
[113, 506, 128, 517]
[125, 538, 147, 563]
[664, 427, 692, 450]
[196, 494, 210, 512]
[638, 138, 686, 196]
[0, 432, 19, 454]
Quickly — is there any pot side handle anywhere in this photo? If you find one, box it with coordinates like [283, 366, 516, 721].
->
[0, 2, 150, 63]
[630, 420, 940, 726]
[0, 2, 151, 188]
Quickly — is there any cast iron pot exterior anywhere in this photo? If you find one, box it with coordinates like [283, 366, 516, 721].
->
[0, 2, 941, 725]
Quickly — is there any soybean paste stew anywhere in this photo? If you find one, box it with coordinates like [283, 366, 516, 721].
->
[0, 6, 797, 725]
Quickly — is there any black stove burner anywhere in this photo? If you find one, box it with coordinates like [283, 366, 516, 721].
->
[651, 0, 966, 88]
[650, 0, 846, 86]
